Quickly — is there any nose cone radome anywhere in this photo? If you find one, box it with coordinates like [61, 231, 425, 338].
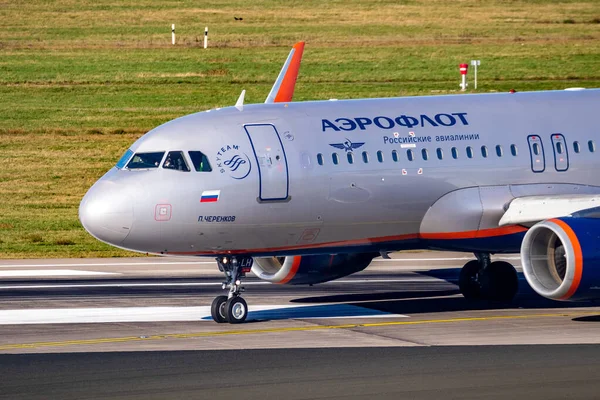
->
[79, 180, 134, 246]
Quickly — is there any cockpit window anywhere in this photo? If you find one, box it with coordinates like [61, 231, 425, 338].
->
[163, 151, 190, 172]
[188, 151, 213, 172]
[126, 152, 165, 169]
[116, 149, 134, 169]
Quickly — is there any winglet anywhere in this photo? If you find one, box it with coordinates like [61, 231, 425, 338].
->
[235, 89, 246, 111]
[265, 41, 305, 104]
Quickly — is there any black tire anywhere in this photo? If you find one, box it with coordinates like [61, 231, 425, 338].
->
[459, 260, 483, 300]
[211, 295, 228, 323]
[480, 261, 518, 302]
[225, 297, 248, 324]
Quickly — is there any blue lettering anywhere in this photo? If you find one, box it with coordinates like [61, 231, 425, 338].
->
[336, 118, 357, 131]
[395, 115, 418, 128]
[374, 116, 394, 129]
[322, 119, 340, 132]
[434, 113, 456, 126]
[452, 113, 469, 125]
[324, 112, 469, 132]
[355, 117, 372, 130]
[420, 114, 438, 127]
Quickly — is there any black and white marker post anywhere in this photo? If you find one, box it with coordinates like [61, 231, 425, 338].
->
[204, 26, 208, 49]
[172, 24, 175, 45]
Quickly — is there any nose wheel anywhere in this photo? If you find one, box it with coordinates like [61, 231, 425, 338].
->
[211, 256, 252, 324]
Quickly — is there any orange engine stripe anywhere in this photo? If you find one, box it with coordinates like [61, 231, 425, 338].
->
[550, 219, 583, 300]
[277, 255, 302, 284]
[169, 226, 527, 256]
[419, 225, 528, 240]
[274, 42, 305, 103]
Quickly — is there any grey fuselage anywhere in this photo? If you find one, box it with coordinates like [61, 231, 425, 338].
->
[79, 89, 600, 257]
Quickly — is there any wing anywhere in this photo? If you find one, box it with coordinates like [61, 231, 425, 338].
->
[351, 142, 365, 149]
[499, 194, 600, 226]
[329, 143, 346, 150]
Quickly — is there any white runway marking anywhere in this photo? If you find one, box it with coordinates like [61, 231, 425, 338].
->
[0, 305, 405, 325]
[0, 262, 216, 268]
[0, 270, 120, 277]
[0, 277, 453, 290]
[0, 256, 521, 268]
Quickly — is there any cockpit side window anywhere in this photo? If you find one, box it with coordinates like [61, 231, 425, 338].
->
[116, 149, 134, 169]
[126, 152, 165, 169]
[188, 151, 213, 172]
[163, 151, 190, 172]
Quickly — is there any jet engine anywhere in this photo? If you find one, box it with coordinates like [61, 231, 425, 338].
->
[521, 218, 600, 301]
[252, 253, 377, 285]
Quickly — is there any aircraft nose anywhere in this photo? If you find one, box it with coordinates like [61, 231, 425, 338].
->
[79, 180, 134, 245]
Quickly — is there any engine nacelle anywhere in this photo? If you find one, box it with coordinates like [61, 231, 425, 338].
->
[251, 253, 377, 285]
[521, 218, 600, 301]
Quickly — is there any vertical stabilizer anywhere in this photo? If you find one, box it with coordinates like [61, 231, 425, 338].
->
[264, 41, 305, 104]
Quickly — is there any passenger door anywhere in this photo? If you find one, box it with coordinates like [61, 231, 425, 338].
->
[527, 135, 545, 173]
[550, 133, 569, 172]
[244, 124, 289, 201]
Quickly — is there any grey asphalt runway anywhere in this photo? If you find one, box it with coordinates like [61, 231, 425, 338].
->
[1, 346, 600, 400]
[0, 252, 599, 398]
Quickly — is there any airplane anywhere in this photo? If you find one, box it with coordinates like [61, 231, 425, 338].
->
[79, 41, 600, 324]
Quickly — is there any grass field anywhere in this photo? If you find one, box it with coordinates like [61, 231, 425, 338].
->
[0, 0, 599, 258]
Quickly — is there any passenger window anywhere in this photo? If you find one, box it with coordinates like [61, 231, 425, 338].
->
[533, 143, 540, 156]
[556, 142, 564, 154]
[436, 148, 443, 160]
[126, 152, 165, 169]
[496, 145, 503, 157]
[510, 144, 518, 156]
[188, 151, 212, 172]
[391, 150, 398, 162]
[421, 148, 428, 161]
[451, 147, 458, 159]
[466, 146, 473, 159]
[347, 152, 354, 164]
[589, 140, 595, 153]
[163, 151, 190, 172]
[362, 151, 369, 163]
[573, 141, 580, 153]
[481, 146, 488, 158]
[332, 153, 339, 165]
[116, 149, 133, 169]
[377, 151, 384, 163]
[407, 149, 414, 161]
[317, 153, 324, 166]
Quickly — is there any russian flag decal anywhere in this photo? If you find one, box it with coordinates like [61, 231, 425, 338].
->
[200, 190, 220, 203]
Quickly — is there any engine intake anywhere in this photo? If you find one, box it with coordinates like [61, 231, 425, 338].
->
[521, 218, 600, 301]
[252, 253, 377, 285]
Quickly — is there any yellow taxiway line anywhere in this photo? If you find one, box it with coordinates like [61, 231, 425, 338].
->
[0, 312, 593, 351]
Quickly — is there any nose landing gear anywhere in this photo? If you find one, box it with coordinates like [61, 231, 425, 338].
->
[211, 256, 252, 324]
[458, 252, 518, 302]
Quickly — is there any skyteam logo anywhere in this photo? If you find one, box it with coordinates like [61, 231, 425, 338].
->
[216, 144, 251, 180]
[329, 138, 365, 152]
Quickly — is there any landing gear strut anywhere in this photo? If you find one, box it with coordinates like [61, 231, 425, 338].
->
[458, 252, 518, 302]
[211, 256, 252, 324]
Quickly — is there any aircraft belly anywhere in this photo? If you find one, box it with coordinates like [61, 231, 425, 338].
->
[323, 170, 450, 244]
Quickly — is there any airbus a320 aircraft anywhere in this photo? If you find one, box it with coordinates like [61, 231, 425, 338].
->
[80, 42, 600, 324]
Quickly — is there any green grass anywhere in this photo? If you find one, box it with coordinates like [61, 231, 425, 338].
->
[0, 0, 599, 258]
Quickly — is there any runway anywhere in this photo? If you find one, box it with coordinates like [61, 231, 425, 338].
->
[0, 251, 599, 398]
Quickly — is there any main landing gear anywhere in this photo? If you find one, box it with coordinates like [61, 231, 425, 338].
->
[458, 252, 518, 302]
[211, 256, 253, 324]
